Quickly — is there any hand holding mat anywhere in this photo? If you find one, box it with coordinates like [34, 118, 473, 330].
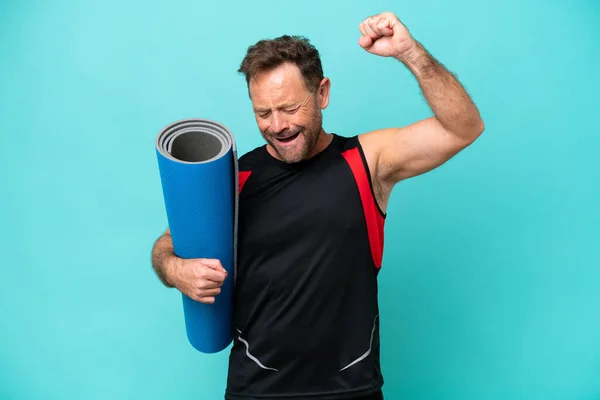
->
[155, 119, 238, 354]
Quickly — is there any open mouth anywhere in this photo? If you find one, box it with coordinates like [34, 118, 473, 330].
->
[275, 131, 300, 143]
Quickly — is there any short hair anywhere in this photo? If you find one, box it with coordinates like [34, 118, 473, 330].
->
[238, 35, 324, 94]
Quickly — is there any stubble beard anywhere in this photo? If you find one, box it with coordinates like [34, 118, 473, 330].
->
[267, 110, 323, 164]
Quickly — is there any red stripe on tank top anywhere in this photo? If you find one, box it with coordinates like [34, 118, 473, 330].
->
[341, 148, 385, 269]
[239, 171, 252, 194]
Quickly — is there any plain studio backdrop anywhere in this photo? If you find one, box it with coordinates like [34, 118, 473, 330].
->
[1, 0, 599, 399]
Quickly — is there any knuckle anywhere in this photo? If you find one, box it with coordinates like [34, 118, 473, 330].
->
[188, 259, 201, 272]
[195, 265, 208, 278]
[190, 267, 202, 280]
[196, 270, 207, 280]
[190, 293, 202, 302]
[196, 279, 209, 290]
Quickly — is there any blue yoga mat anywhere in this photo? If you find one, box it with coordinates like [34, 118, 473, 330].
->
[155, 118, 238, 353]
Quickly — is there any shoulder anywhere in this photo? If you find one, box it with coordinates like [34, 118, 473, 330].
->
[356, 128, 394, 158]
[332, 132, 385, 157]
[331, 132, 378, 166]
[237, 145, 267, 195]
[238, 145, 266, 172]
[355, 128, 396, 176]
[330, 133, 361, 153]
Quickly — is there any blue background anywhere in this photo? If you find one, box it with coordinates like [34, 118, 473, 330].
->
[1, 0, 599, 399]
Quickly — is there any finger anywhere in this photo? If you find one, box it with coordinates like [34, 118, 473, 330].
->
[188, 290, 218, 304]
[199, 278, 224, 290]
[201, 258, 228, 274]
[194, 260, 228, 281]
[198, 287, 221, 298]
[201, 267, 228, 283]
[362, 19, 380, 39]
[198, 296, 215, 304]
[358, 21, 368, 37]
[358, 35, 373, 49]
[367, 16, 385, 37]
[376, 18, 394, 36]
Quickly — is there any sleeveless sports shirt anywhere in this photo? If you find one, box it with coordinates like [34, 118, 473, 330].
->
[225, 134, 386, 399]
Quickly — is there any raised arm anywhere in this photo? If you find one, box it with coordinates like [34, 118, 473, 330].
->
[356, 12, 484, 209]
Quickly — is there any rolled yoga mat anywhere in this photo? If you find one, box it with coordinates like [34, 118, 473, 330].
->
[155, 118, 238, 354]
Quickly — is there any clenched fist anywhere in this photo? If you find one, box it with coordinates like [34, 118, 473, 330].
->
[169, 257, 228, 304]
[358, 11, 417, 61]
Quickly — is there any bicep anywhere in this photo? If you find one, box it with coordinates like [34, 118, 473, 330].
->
[368, 117, 474, 184]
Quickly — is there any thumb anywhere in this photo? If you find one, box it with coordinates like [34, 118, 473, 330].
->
[201, 258, 228, 274]
[358, 35, 373, 49]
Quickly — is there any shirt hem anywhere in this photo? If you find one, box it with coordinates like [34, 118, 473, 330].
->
[225, 382, 383, 400]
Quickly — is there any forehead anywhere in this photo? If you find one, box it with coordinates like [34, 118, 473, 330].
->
[249, 63, 310, 107]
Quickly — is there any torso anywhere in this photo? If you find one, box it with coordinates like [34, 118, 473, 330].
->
[226, 134, 386, 399]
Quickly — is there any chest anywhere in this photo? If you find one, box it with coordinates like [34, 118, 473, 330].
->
[238, 155, 365, 250]
[234, 150, 378, 306]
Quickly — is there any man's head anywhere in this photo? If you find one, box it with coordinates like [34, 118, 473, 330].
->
[238, 35, 330, 163]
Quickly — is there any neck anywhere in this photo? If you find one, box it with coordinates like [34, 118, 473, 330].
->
[307, 128, 333, 158]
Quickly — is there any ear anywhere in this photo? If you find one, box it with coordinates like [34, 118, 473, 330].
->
[317, 77, 331, 110]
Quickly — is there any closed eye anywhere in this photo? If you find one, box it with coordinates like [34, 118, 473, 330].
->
[284, 106, 300, 114]
[256, 111, 271, 119]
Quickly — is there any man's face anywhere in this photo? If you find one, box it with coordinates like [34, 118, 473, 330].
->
[249, 62, 329, 163]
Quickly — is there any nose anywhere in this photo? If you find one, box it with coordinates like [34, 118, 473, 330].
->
[270, 112, 289, 134]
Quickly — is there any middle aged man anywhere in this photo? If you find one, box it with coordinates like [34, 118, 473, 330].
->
[151, 11, 484, 400]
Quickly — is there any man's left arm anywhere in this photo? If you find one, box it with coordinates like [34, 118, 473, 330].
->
[357, 12, 485, 206]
